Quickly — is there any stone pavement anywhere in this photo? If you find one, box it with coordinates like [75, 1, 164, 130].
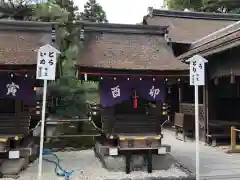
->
[162, 129, 240, 179]
[5, 129, 240, 180]
[6, 150, 188, 180]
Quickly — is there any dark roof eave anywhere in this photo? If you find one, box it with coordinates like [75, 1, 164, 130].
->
[76, 65, 188, 72]
[151, 9, 240, 21]
[190, 21, 240, 48]
[0, 64, 36, 70]
[0, 20, 58, 32]
[76, 21, 169, 35]
[178, 35, 240, 61]
[170, 40, 192, 45]
[76, 20, 169, 30]
[178, 22, 240, 60]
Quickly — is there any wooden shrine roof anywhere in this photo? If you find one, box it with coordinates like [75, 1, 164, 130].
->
[0, 20, 53, 65]
[143, 9, 240, 43]
[76, 22, 188, 72]
[178, 21, 240, 60]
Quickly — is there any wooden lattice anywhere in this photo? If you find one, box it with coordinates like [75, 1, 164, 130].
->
[179, 103, 205, 127]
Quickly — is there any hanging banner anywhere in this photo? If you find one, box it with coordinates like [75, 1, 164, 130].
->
[99, 80, 132, 107]
[136, 80, 165, 102]
[0, 74, 35, 104]
[99, 79, 165, 107]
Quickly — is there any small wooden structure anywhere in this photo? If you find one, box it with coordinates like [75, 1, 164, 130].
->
[178, 19, 240, 145]
[77, 22, 191, 123]
[75, 22, 190, 173]
[0, 20, 53, 171]
[227, 126, 240, 153]
[144, 8, 240, 145]
[174, 113, 195, 141]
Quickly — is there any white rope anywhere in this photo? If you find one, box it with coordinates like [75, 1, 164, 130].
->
[88, 116, 104, 132]
[28, 117, 42, 133]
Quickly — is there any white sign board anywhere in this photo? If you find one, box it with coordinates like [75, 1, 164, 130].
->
[187, 54, 208, 180]
[36, 44, 60, 81]
[189, 55, 207, 86]
[36, 44, 60, 180]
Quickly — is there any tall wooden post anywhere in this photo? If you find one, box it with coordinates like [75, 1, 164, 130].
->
[178, 86, 182, 113]
[206, 83, 209, 144]
[202, 85, 208, 143]
[231, 126, 236, 151]
[204, 66, 209, 144]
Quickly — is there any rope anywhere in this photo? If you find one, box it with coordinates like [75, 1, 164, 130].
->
[161, 118, 169, 127]
[88, 116, 104, 132]
[28, 118, 42, 133]
[42, 148, 74, 180]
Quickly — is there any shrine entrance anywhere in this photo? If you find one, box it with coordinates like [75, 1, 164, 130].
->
[0, 72, 36, 116]
[165, 83, 180, 125]
[0, 98, 15, 114]
[0, 72, 37, 135]
[206, 46, 240, 145]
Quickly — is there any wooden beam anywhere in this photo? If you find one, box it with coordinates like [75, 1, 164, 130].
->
[178, 86, 182, 105]
[77, 66, 189, 77]
[203, 84, 207, 143]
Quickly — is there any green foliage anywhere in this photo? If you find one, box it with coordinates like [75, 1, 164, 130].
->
[202, 0, 240, 13]
[34, 2, 69, 22]
[48, 59, 98, 118]
[0, 0, 34, 20]
[53, 0, 78, 21]
[165, 0, 202, 11]
[165, 0, 240, 13]
[79, 0, 108, 22]
[48, 75, 98, 118]
[33, 0, 102, 118]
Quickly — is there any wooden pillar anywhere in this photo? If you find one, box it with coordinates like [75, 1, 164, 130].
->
[231, 126, 236, 151]
[205, 65, 210, 144]
[203, 84, 209, 143]
[205, 83, 209, 144]
[147, 150, 152, 173]
[178, 86, 182, 113]
[125, 152, 131, 174]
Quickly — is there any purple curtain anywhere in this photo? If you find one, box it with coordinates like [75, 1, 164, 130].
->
[136, 80, 165, 102]
[100, 80, 132, 107]
[0, 73, 35, 104]
[99, 79, 165, 107]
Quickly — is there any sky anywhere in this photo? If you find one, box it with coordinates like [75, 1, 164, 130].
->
[75, 0, 164, 24]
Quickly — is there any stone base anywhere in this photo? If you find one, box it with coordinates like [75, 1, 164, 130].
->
[97, 153, 174, 172]
[0, 158, 27, 175]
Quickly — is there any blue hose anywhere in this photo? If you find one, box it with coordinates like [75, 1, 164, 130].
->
[42, 148, 73, 180]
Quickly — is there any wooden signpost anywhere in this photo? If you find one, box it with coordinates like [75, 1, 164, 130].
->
[187, 54, 208, 180]
[36, 44, 60, 180]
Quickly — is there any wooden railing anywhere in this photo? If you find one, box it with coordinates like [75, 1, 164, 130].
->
[228, 126, 240, 153]
[179, 103, 205, 120]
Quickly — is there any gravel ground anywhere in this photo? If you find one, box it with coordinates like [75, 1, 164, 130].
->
[2, 150, 189, 180]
